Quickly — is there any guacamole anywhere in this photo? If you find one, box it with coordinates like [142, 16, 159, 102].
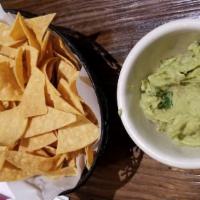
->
[140, 41, 200, 146]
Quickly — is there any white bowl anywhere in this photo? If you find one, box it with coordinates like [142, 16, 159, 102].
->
[117, 19, 200, 169]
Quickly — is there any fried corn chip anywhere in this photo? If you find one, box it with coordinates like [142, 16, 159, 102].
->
[39, 30, 53, 62]
[0, 107, 28, 146]
[20, 67, 47, 117]
[46, 80, 81, 115]
[52, 34, 79, 68]
[10, 13, 26, 41]
[25, 46, 39, 77]
[0, 45, 17, 59]
[20, 132, 57, 152]
[25, 107, 76, 138]
[14, 48, 24, 90]
[85, 145, 94, 170]
[58, 78, 84, 114]
[19, 14, 40, 50]
[57, 117, 99, 154]
[0, 102, 4, 111]
[44, 146, 56, 156]
[0, 62, 22, 101]
[57, 60, 78, 84]
[33, 149, 50, 158]
[7, 151, 60, 172]
[0, 146, 8, 170]
[0, 162, 32, 181]
[26, 13, 56, 43]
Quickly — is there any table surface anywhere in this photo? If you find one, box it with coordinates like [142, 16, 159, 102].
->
[2, 0, 200, 200]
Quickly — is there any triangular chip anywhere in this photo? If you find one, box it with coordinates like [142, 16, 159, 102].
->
[0, 45, 17, 59]
[20, 67, 47, 117]
[24, 107, 76, 138]
[24, 46, 39, 77]
[50, 92, 81, 115]
[0, 102, 4, 111]
[26, 13, 56, 43]
[57, 60, 78, 84]
[0, 55, 14, 66]
[58, 78, 84, 114]
[52, 34, 79, 68]
[19, 14, 40, 50]
[56, 117, 99, 154]
[43, 146, 56, 156]
[19, 132, 57, 152]
[33, 149, 50, 157]
[54, 51, 77, 69]
[0, 107, 28, 146]
[41, 57, 58, 81]
[9, 13, 26, 41]
[85, 145, 94, 170]
[0, 62, 22, 101]
[45, 79, 81, 115]
[14, 48, 25, 90]
[0, 162, 32, 181]
[6, 151, 60, 173]
[39, 30, 53, 62]
[0, 146, 8, 170]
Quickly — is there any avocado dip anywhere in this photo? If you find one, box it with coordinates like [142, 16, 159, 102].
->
[140, 41, 200, 146]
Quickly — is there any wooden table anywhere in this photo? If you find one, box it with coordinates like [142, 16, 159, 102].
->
[2, 0, 200, 199]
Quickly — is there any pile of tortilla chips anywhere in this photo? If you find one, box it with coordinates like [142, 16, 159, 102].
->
[0, 12, 99, 181]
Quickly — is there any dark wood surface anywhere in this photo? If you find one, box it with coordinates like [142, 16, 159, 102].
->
[2, 0, 200, 199]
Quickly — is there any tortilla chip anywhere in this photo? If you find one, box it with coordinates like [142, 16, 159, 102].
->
[0, 107, 28, 146]
[52, 34, 79, 68]
[0, 45, 17, 59]
[83, 102, 98, 125]
[85, 145, 94, 170]
[25, 106, 76, 138]
[19, 14, 40, 50]
[46, 80, 81, 115]
[45, 79, 61, 106]
[44, 146, 56, 156]
[26, 13, 56, 43]
[58, 78, 84, 114]
[57, 60, 78, 84]
[0, 62, 22, 101]
[9, 13, 26, 41]
[56, 117, 99, 154]
[20, 67, 47, 117]
[0, 102, 4, 111]
[33, 149, 50, 157]
[55, 154, 65, 168]
[9, 39, 27, 48]
[39, 30, 53, 62]
[0, 146, 8, 170]
[0, 55, 14, 66]
[0, 162, 32, 181]
[54, 51, 77, 69]
[8, 101, 17, 109]
[14, 48, 25, 90]
[41, 57, 58, 81]
[7, 151, 59, 172]
[24, 46, 39, 77]
[20, 132, 57, 152]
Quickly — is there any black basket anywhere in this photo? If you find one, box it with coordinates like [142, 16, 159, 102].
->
[5, 9, 115, 195]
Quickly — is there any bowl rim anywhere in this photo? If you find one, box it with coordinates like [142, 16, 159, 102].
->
[117, 18, 200, 169]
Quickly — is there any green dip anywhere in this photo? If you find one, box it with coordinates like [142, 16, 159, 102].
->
[140, 41, 200, 146]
